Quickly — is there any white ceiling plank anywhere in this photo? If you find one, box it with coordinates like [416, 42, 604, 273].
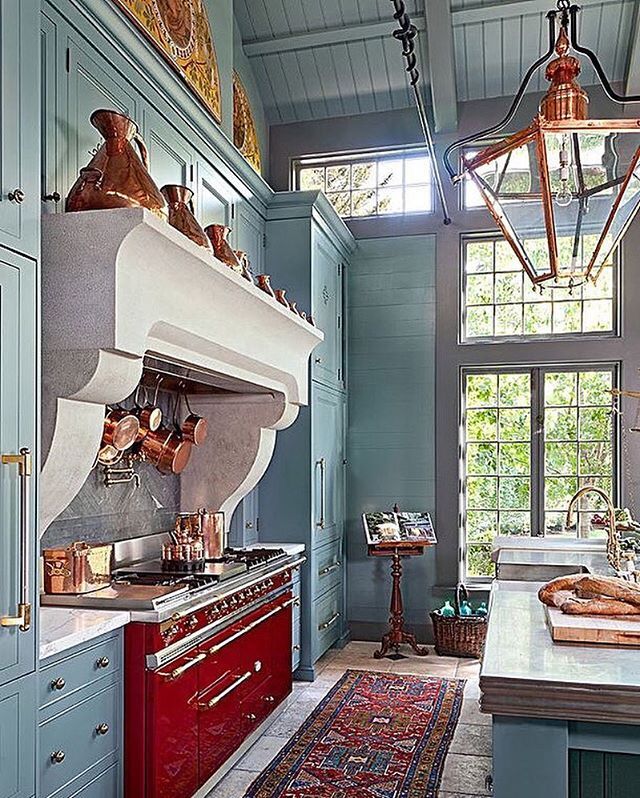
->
[452, 0, 610, 27]
[625, 1, 640, 95]
[243, 18, 426, 57]
[425, 0, 458, 132]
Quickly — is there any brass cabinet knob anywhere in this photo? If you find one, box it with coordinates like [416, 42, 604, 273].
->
[51, 750, 66, 764]
[8, 188, 25, 204]
[95, 723, 109, 736]
[96, 656, 110, 669]
[51, 677, 66, 691]
[293, 644, 301, 651]
[245, 520, 254, 529]
[42, 191, 61, 202]
[314, 357, 323, 364]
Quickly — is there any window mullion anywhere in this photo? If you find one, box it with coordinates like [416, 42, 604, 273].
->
[532, 367, 544, 537]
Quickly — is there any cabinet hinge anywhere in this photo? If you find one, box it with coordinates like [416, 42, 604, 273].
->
[65, 47, 70, 73]
[337, 315, 341, 329]
[262, 232, 267, 248]
[337, 368, 342, 381]
[256, 516, 260, 532]
[189, 164, 194, 183]
[338, 262, 342, 276]
[231, 204, 235, 220]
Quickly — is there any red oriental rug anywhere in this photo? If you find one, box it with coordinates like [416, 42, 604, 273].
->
[244, 669, 466, 798]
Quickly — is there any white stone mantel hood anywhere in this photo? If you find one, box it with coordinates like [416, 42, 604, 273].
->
[41, 208, 323, 534]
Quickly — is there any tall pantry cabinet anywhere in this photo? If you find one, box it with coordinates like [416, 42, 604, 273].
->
[260, 192, 354, 680]
[0, 2, 41, 796]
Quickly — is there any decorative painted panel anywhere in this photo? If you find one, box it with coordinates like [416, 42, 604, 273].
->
[233, 70, 262, 173]
[111, 0, 221, 121]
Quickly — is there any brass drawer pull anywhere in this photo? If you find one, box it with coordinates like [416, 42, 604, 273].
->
[158, 652, 206, 681]
[198, 669, 252, 709]
[0, 449, 32, 632]
[51, 750, 66, 764]
[51, 677, 66, 691]
[206, 598, 296, 656]
[96, 656, 110, 669]
[318, 561, 341, 576]
[319, 611, 340, 631]
[95, 723, 109, 736]
[316, 457, 326, 528]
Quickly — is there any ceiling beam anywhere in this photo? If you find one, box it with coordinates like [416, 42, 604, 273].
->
[243, 18, 425, 58]
[452, 0, 608, 27]
[424, 0, 457, 132]
[625, 2, 640, 96]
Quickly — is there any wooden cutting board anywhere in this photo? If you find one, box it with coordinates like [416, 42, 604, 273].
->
[545, 606, 640, 647]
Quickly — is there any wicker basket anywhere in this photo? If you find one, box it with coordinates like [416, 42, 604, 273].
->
[430, 584, 487, 659]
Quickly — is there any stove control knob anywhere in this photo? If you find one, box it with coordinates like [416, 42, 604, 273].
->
[188, 616, 198, 629]
[229, 596, 238, 606]
[220, 601, 228, 611]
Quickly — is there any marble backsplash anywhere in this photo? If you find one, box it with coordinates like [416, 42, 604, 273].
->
[41, 460, 180, 550]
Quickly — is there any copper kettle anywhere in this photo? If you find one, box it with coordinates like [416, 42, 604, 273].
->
[66, 109, 167, 219]
[161, 185, 212, 252]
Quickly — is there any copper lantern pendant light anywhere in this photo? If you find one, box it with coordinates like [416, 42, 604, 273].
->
[444, 1, 640, 287]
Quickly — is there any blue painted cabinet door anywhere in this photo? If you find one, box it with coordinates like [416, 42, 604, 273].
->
[311, 227, 344, 389]
[0, 0, 39, 258]
[0, 250, 37, 684]
[311, 384, 345, 549]
[0, 673, 36, 798]
[142, 107, 194, 191]
[65, 32, 139, 198]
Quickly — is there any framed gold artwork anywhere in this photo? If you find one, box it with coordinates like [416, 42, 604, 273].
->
[233, 70, 262, 174]
[113, 0, 221, 122]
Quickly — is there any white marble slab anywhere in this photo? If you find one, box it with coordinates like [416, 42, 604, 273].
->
[480, 581, 640, 724]
[40, 606, 130, 661]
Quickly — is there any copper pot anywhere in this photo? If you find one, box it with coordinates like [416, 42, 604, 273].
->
[157, 433, 193, 475]
[132, 385, 163, 444]
[181, 414, 208, 446]
[274, 288, 290, 309]
[103, 408, 140, 451]
[256, 273, 276, 298]
[161, 185, 212, 252]
[307, 315, 316, 326]
[43, 542, 113, 594]
[234, 250, 254, 283]
[199, 510, 226, 560]
[288, 299, 300, 315]
[140, 425, 173, 465]
[66, 109, 167, 219]
[205, 224, 243, 274]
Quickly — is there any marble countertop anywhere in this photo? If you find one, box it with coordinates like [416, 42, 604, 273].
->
[40, 606, 130, 661]
[246, 542, 305, 556]
[480, 580, 640, 725]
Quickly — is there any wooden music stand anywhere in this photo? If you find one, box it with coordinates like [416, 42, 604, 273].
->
[369, 540, 432, 659]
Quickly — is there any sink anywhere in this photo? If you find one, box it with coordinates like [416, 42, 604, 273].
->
[496, 562, 590, 582]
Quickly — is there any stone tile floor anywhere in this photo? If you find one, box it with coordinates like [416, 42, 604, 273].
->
[210, 641, 492, 798]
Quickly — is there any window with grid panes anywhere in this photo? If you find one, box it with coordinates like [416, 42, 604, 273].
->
[462, 366, 617, 580]
[293, 147, 433, 219]
[462, 236, 617, 341]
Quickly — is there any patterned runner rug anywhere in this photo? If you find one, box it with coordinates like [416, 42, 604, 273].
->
[244, 669, 466, 798]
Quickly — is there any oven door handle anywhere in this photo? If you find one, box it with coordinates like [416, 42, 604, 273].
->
[157, 652, 206, 681]
[198, 666, 256, 710]
[205, 597, 297, 657]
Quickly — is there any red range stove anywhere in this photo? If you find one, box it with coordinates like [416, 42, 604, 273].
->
[45, 543, 302, 798]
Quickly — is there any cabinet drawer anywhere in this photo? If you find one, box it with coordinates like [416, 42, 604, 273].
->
[67, 762, 119, 798]
[40, 634, 121, 711]
[313, 537, 343, 598]
[313, 585, 343, 660]
[40, 681, 120, 798]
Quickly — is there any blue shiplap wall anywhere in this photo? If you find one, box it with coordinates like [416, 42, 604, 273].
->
[347, 234, 437, 640]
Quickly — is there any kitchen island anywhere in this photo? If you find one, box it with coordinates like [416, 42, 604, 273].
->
[480, 580, 640, 798]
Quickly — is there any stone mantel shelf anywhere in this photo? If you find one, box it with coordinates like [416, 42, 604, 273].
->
[41, 208, 323, 533]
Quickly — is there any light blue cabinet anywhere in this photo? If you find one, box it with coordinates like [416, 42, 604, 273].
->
[143, 106, 195, 191]
[39, 631, 124, 798]
[0, 673, 36, 798]
[260, 195, 353, 679]
[0, 0, 40, 258]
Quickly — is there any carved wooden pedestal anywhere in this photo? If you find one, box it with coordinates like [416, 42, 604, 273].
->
[372, 545, 429, 660]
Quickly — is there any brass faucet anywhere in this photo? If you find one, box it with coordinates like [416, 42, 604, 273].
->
[565, 485, 621, 572]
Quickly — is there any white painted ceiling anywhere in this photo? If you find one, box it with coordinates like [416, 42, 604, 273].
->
[234, 0, 639, 128]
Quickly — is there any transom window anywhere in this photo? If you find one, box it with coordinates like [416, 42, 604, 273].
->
[462, 365, 618, 581]
[461, 235, 617, 341]
[292, 147, 433, 219]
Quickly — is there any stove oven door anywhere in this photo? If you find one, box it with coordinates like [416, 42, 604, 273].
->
[146, 649, 202, 798]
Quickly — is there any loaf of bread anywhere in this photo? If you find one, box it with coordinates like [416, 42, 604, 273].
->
[538, 573, 640, 617]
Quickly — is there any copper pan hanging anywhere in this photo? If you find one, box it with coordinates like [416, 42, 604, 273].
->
[180, 391, 208, 446]
[102, 407, 140, 452]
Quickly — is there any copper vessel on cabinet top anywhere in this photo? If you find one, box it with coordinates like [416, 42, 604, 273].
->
[204, 224, 244, 274]
[161, 184, 212, 252]
[66, 109, 167, 219]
